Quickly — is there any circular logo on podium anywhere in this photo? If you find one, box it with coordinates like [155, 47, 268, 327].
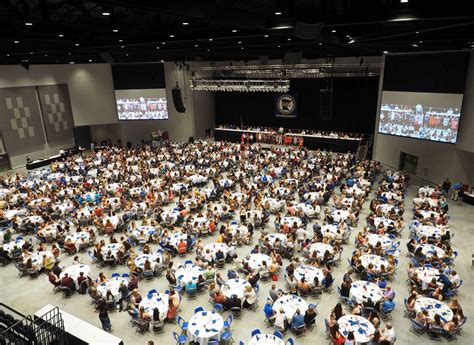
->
[277, 94, 296, 115]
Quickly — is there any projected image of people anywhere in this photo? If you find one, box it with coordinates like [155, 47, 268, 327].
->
[379, 104, 460, 143]
[117, 96, 168, 120]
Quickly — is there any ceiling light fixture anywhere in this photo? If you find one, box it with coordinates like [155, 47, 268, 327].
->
[287, 38, 291, 41]
[264, 35, 269, 38]
[14, 40, 19, 43]
[195, 44, 199, 47]
[275, 12, 282, 15]
[332, 29, 336, 33]
[89, 59, 92, 62]
[75, 43, 80, 46]
[412, 43, 419, 47]
[209, 38, 213, 41]
[121, 45, 124, 48]
[58, 34, 64, 37]
[119, 39, 123, 42]
[383, 51, 389, 54]
[400, 0, 408, 3]
[232, 29, 237, 33]
[319, 42, 322, 46]
[182, 22, 189, 25]
[102, 12, 110, 16]
[348, 39, 355, 44]
[25, 22, 32, 26]
[162, 42, 166, 45]
[160, 60, 164, 63]
[113, 29, 118, 33]
[69, 61, 75, 64]
[170, 34, 175, 38]
[156, 46, 160, 49]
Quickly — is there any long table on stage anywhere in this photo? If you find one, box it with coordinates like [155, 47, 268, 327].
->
[463, 192, 474, 205]
[26, 147, 78, 170]
[214, 128, 363, 152]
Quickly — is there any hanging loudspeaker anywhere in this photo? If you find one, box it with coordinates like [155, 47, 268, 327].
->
[172, 86, 186, 113]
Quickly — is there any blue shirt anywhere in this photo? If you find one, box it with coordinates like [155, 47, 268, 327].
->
[382, 300, 395, 313]
[291, 313, 305, 328]
[264, 303, 274, 318]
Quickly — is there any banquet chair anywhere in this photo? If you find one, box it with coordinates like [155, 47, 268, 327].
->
[213, 303, 224, 314]
[134, 319, 150, 334]
[176, 316, 188, 334]
[144, 270, 155, 280]
[27, 268, 40, 278]
[231, 307, 242, 319]
[220, 330, 234, 344]
[15, 263, 27, 277]
[224, 313, 233, 329]
[292, 324, 306, 337]
[186, 287, 197, 299]
[409, 319, 426, 336]
[298, 288, 309, 298]
[274, 330, 283, 339]
[194, 306, 204, 314]
[310, 286, 323, 298]
[151, 319, 164, 334]
[251, 329, 261, 337]
[285, 338, 295, 345]
[428, 324, 445, 340]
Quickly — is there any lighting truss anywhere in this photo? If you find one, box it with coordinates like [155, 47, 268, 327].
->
[190, 79, 290, 92]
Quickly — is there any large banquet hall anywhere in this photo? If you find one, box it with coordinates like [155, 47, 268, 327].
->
[0, 1, 473, 345]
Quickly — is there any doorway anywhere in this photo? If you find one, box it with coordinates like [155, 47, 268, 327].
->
[399, 152, 418, 175]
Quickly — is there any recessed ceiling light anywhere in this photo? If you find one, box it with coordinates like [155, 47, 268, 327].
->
[58, 34, 64, 37]
[207, 49, 210, 52]
[319, 42, 322, 46]
[401, 0, 408, 3]
[419, 40, 423, 43]
[264, 34, 269, 38]
[287, 38, 291, 41]
[275, 11, 282, 15]
[25, 22, 32, 26]
[232, 29, 237, 33]
[182, 22, 189, 25]
[68, 52, 71, 55]
[121, 45, 124, 48]
[75, 43, 80, 46]
[238, 41, 242, 44]
[119, 39, 123, 42]
[160, 60, 164, 63]
[162, 42, 166, 45]
[69, 61, 74, 64]
[113, 29, 118, 33]
[416, 31, 419, 34]
[383, 50, 389, 54]
[277, 45, 281, 47]
[13, 40, 19, 44]
[412, 43, 419, 47]
[170, 34, 175, 38]
[88, 59, 92, 62]
[126, 53, 129, 56]
[102, 12, 110, 16]
[209, 38, 213, 41]
[241, 47, 244, 50]
[44, 54, 48, 56]
[348, 39, 355, 44]
[156, 46, 160, 49]
[7, 54, 10, 56]
[30, 52, 33, 55]
[332, 29, 336, 33]
[195, 44, 199, 47]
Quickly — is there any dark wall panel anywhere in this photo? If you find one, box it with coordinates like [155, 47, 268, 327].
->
[111, 63, 166, 90]
[215, 77, 379, 134]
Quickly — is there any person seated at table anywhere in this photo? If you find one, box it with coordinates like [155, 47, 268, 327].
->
[130, 289, 142, 307]
[72, 255, 82, 266]
[203, 265, 216, 280]
[298, 277, 311, 292]
[165, 270, 177, 286]
[185, 279, 197, 291]
[344, 331, 356, 345]
[176, 239, 186, 254]
[42, 254, 55, 271]
[379, 296, 395, 314]
[415, 310, 429, 327]
[304, 305, 317, 328]
[215, 249, 225, 263]
[206, 282, 219, 297]
[272, 307, 287, 331]
[215, 272, 226, 287]
[340, 280, 351, 298]
[333, 302, 344, 320]
[127, 273, 139, 291]
[351, 303, 362, 316]
[263, 298, 274, 319]
[77, 271, 89, 294]
[213, 290, 227, 304]
[329, 323, 345, 345]
[290, 308, 305, 330]
[98, 272, 108, 283]
[61, 273, 75, 290]
[63, 238, 77, 255]
[321, 269, 334, 289]
[380, 322, 396, 343]
[413, 247, 426, 262]
[247, 271, 260, 288]
[443, 315, 459, 332]
[383, 284, 395, 300]
[48, 271, 61, 287]
[225, 294, 242, 310]
[243, 285, 257, 308]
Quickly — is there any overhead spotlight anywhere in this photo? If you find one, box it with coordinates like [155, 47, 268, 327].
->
[58, 34, 64, 37]
[25, 22, 32, 26]
[332, 30, 336, 33]
[209, 38, 213, 41]
[113, 29, 118, 33]
[69, 61, 75, 64]
[287, 38, 292, 41]
[400, 0, 408, 3]
[348, 39, 355, 44]
[232, 29, 237, 33]
[75, 43, 80, 46]
[238, 41, 242, 44]
[170, 34, 175, 38]
[195, 44, 199, 47]
[319, 42, 323, 46]
[275, 12, 282, 15]
[121, 45, 125, 48]
[162, 42, 166, 45]
[412, 43, 419, 47]
[277, 45, 281, 47]
[346, 35, 350, 38]
[160, 60, 165, 63]
[241, 47, 244, 50]
[416, 31, 419, 34]
[264, 34, 269, 37]
[156, 46, 160, 49]
[14, 40, 19, 44]
[182, 22, 189, 25]
[102, 12, 110, 16]
[383, 50, 389, 54]
[207, 49, 210, 52]
[88, 59, 93, 62]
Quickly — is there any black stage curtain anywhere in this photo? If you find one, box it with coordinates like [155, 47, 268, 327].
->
[215, 77, 379, 134]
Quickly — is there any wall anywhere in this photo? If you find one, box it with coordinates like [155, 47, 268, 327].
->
[0, 64, 117, 168]
[373, 53, 474, 187]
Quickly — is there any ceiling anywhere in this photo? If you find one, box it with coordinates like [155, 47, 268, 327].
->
[0, 0, 473, 65]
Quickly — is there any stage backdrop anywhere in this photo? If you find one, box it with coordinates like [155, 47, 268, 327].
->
[215, 77, 379, 134]
[0, 86, 46, 153]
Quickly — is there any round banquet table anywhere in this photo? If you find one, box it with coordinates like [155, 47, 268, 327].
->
[418, 210, 441, 221]
[321, 224, 339, 239]
[171, 183, 189, 193]
[415, 266, 442, 289]
[254, 174, 273, 184]
[373, 217, 395, 228]
[29, 250, 55, 268]
[350, 280, 383, 304]
[247, 210, 263, 221]
[360, 254, 389, 273]
[165, 232, 187, 249]
[338, 315, 375, 343]
[161, 210, 180, 225]
[274, 187, 291, 197]
[3, 239, 25, 254]
[219, 179, 233, 188]
[304, 192, 322, 201]
[266, 233, 287, 247]
[54, 202, 75, 214]
[100, 243, 122, 257]
[417, 244, 445, 259]
[97, 277, 128, 302]
[414, 297, 453, 322]
[366, 233, 392, 250]
[244, 253, 273, 272]
[263, 198, 285, 212]
[60, 264, 91, 281]
[189, 216, 209, 227]
[281, 216, 302, 228]
[413, 197, 439, 207]
[66, 232, 90, 244]
[131, 226, 157, 240]
[419, 186, 435, 196]
[230, 192, 247, 204]
[294, 203, 316, 217]
[220, 278, 252, 299]
[3, 209, 20, 220]
[135, 253, 161, 269]
[248, 334, 284, 345]
[293, 265, 324, 283]
[187, 310, 224, 345]
[20, 215, 44, 225]
[175, 263, 204, 287]
[229, 223, 248, 237]
[102, 216, 120, 229]
[188, 174, 207, 185]
[331, 210, 350, 223]
[341, 197, 355, 207]
[202, 243, 229, 261]
[307, 242, 333, 258]
[29, 198, 51, 208]
[376, 204, 397, 214]
[272, 295, 308, 320]
[416, 225, 445, 239]
[139, 292, 169, 320]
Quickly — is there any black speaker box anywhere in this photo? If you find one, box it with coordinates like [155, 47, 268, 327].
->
[172, 87, 186, 113]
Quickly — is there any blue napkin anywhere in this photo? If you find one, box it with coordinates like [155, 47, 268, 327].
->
[358, 328, 366, 335]
[212, 320, 217, 324]
[202, 312, 207, 316]
[178, 275, 184, 279]
[194, 330, 199, 336]
[435, 303, 442, 309]
[191, 323, 197, 326]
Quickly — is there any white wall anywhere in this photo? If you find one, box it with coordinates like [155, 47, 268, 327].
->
[373, 54, 474, 187]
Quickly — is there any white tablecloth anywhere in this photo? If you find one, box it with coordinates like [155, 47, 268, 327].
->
[175, 264, 204, 287]
[415, 266, 442, 289]
[187, 310, 224, 345]
[294, 265, 324, 283]
[419, 186, 435, 196]
[373, 217, 395, 228]
[262, 198, 285, 212]
[416, 225, 445, 239]
[230, 192, 247, 204]
[294, 203, 316, 217]
[307, 242, 333, 258]
[321, 224, 339, 239]
[331, 210, 350, 223]
[97, 277, 128, 302]
[139, 292, 169, 320]
[272, 295, 308, 320]
[266, 233, 287, 247]
[229, 223, 248, 237]
[366, 234, 392, 249]
[135, 253, 161, 269]
[338, 315, 375, 343]
[281, 216, 302, 228]
[131, 226, 157, 240]
[273, 187, 291, 198]
[202, 243, 229, 261]
[165, 232, 187, 249]
[20, 216, 44, 225]
[188, 174, 207, 185]
[101, 243, 122, 257]
[66, 232, 90, 245]
[244, 254, 272, 272]
[350, 280, 383, 304]
[360, 254, 389, 273]
[172, 182, 189, 193]
[29, 198, 51, 208]
[3, 239, 25, 254]
[248, 334, 284, 345]
[60, 264, 91, 287]
[219, 179, 233, 188]
[221, 278, 252, 299]
[414, 297, 453, 322]
[102, 216, 120, 229]
[418, 210, 441, 221]
[417, 244, 445, 258]
[161, 210, 180, 225]
[304, 192, 322, 202]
